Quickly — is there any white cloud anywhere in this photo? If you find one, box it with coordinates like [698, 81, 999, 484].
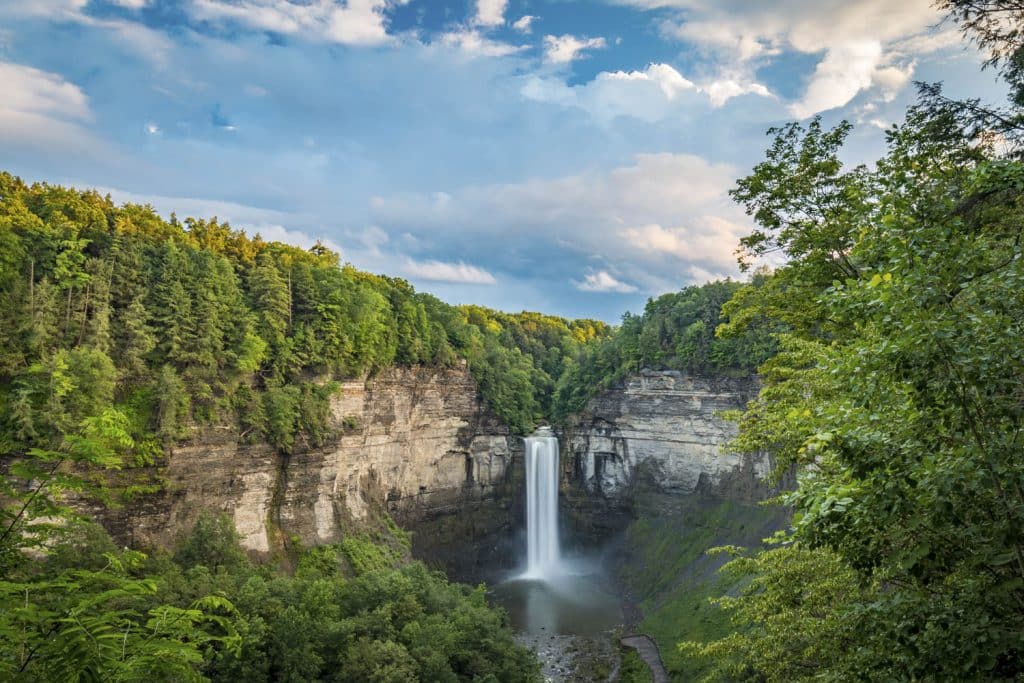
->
[110, 0, 151, 7]
[512, 15, 535, 34]
[255, 223, 345, 256]
[601, 63, 695, 98]
[522, 62, 770, 123]
[622, 218, 745, 269]
[702, 77, 771, 107]
[789, 40, 883, 118]
[404, 258, 497, 284]
[0, 61, 99, 151]
[372, 153, 750, 293]
[438, 29, 525, 58]
[574, 270, 637, 293]
[0, 1, 174, 65]
[621, 0, 956, 117]
[0, 61, 90, 121]
[0, 0, 89, 19]
[359, 225, 389, 254]
[93, 183, 346, 254]
[474, 0, 507, 27]
[543, 34, 607, 64]
[187, 0, 397, 46]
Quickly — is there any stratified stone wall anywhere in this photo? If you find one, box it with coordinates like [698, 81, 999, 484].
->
[91, 363, 520, 573]
[560, 371, 773, 541]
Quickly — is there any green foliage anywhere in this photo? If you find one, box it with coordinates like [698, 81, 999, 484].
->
[340, 536, 400, 575]
[687, 39, 1024, 679]
[157, 519, 541, 682]
[617, 498, 790, 681]
[0, 177, 608, 449]
[173, 513, 249, 572]
[617, 648, 653, 683]
[0, 415, 238, 682]
[679, 544, 866, 682]
[552, 281, 775, 420]
[0, 555, 240, 683]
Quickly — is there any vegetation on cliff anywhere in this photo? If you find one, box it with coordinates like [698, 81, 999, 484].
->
[678, 2, 1024, 679]
[551, 279, 776, 420]
[0, 174, 602, 681]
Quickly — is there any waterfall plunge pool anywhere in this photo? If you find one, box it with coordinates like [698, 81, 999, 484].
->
[488, 429, 623, 637]
[490, 562, 622, 636]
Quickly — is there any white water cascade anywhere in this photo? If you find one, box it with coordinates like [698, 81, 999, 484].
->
[524, 430, 561, 579]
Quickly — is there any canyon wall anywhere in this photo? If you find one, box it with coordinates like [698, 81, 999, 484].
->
[90, 366, 777, 578]
[92, 363, 522, 576]
[559, 370, 775, 541]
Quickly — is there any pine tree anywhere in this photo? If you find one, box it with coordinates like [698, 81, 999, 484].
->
[248, 251, 291, 352]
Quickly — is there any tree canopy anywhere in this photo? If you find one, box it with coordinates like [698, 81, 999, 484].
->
[680, 6, 1024, 677]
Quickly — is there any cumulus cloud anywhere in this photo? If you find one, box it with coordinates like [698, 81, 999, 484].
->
[512, 15, 535, 34]
[521, 62, 770, 123]
[438, 29, 526, 58]
[404, 258, 497, 284]
[621, 0, 954, 116]
[0, 61, 101, 151]
[543, 34, 607, 64]
[621, 218, 745, 268]
[1, 61, 90, 121]
[371, 152, 750, 294]
[187, 0, 398, 46]
[473, 0, 507, 27]
[702, 77, 771, 106]
[574, 270, 637, 293]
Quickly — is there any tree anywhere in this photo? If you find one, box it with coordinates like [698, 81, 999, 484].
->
[0, 413, 239, 682]
[693, 97, 1024, 680]
[155, 364, 190, 441]
[249, 251, 291, 352]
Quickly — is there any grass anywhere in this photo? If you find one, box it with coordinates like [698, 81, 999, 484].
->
[617, 496, 789, 681]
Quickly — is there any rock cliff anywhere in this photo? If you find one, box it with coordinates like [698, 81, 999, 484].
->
[559, 370, 774, 540]
[92, 363, 521, 576]
[90, 366, 778, 578]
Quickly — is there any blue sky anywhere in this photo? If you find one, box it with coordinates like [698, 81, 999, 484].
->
[0, 0, 1006, 321]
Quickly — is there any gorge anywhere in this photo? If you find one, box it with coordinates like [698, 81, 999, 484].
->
[83, 359, 780, 680]
[0, 175, 787, 681]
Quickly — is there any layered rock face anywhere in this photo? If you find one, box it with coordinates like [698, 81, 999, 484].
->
[560, 371, 772, 539]
[95, 364, 521, 575]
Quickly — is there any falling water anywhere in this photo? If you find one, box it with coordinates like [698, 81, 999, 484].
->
[524, 430, 561, 578]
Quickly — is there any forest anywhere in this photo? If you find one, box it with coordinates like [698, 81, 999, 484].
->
[0, 175, 606, 680]
[675, 0, 1024, 678]
[2, 0, 1024, 680]
[0, 179, 609, 456]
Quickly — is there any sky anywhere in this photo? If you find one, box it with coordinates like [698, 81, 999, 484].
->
[0, 0, 1008, 321]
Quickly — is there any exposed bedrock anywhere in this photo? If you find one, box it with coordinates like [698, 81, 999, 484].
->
[88, 366, 781, 580]
[90, 363, 522, 579]
[559, 370, 782, 546]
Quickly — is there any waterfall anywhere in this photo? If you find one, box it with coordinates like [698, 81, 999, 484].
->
[524, 431, 561, 579]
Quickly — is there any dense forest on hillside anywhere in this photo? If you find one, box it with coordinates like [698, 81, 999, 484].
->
[0, 176, 608, 456]
[2, 509, 540, 682]
[676, 1, 1024, 679]
[551, 279, 776, 420]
